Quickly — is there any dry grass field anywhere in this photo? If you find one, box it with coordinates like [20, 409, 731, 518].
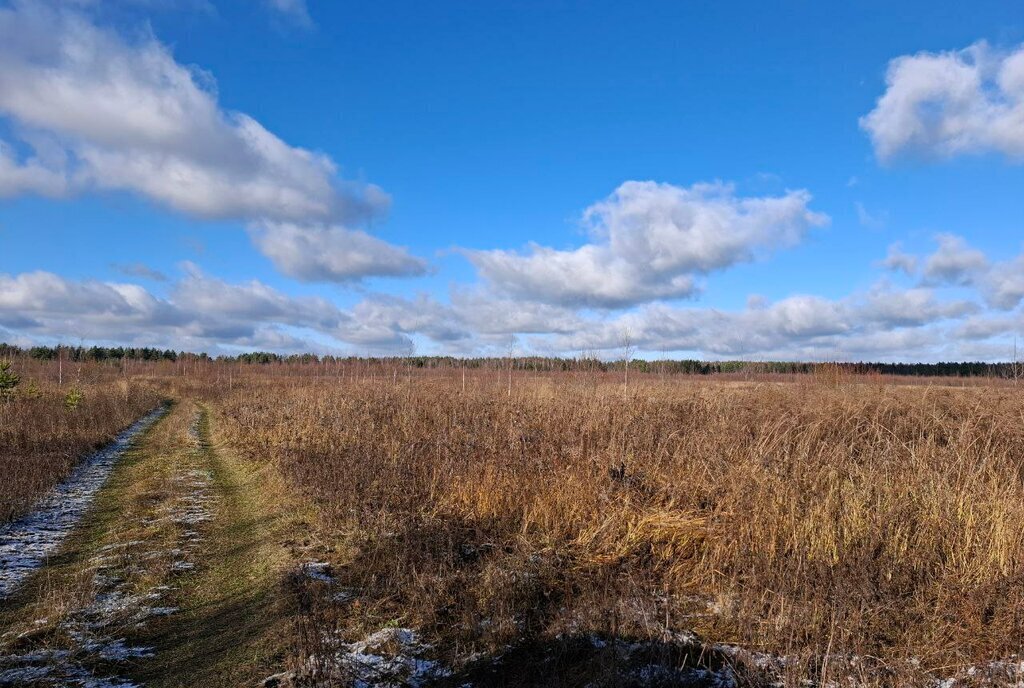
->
[3, 358, 1024, 686]
[211, 368, 1024, 685]
[0, 359, 164, 524]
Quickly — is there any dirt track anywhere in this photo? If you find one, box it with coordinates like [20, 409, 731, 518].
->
[0, 401, 296, 687]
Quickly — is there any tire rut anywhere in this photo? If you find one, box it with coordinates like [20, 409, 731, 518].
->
[0, 405, 216, 687]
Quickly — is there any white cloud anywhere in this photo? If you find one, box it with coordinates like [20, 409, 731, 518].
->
[0, 137, 68, 198]
[954, 313, 1021, 340]
[465, 181, 828, 308]
[531, 277, 987, 361]
[172, 263, 347, 331]
[878, 242, 918, 275]
[859, 284, 977, 327]
[1, 261, 1019, 362]
[111, 262, 168, 282]
[983, 255, 1024, 309]
[0, 267, 371, 353]
[450, 289, 585, 335]
[0, 1, 419, 282]
[874, 238, 1024, 313]
[921, 233, 988, 286]
[861, 41, 1024, 162]
[746, 294, 769, 310]
[0, 271, 160, 318]
[249, 223, 426, 282]
[0, 265, 477, 356]
[344, 295, 468, 348]
[855, 202, 887, 229]
[265, 0, 312, 28]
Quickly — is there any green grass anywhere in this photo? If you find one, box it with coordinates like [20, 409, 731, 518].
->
[126, 404, 299, 687]
[0, 400, 302, 687]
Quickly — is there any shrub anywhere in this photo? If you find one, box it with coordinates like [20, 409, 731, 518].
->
[64, 386, 83, 411]
[21, 379, 41, 399]
[0, 360, 20, 400]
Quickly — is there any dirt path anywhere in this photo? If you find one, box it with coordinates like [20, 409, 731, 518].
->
[0, 401, 298, 687]
[0, 407, 167, 600]
[125, 405, 298, 687]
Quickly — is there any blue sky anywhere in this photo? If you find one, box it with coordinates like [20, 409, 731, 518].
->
[1, 0, 1023, 360]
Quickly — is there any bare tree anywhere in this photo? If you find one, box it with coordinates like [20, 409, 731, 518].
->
[1013, 337, 1022, 386]
[506, 335, 516, 398]
[619, 328, 635, 396]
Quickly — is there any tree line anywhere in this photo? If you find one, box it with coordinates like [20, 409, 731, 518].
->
[2, 343, 1021, 379]
[0, 344, 186, 362]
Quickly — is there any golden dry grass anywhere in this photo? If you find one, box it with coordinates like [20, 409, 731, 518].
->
[7, 357, 1024, 684]
[0, 368, 163, 524]
[211, 372, 1024, 682]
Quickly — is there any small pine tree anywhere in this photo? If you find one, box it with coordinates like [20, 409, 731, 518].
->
[0, 360, 20, 401]
[23, 379, 41, 399]
[64, 386, 83, 411]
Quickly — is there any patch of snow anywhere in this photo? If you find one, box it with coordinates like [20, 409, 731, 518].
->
[267, 627, 452, 688]
[329, 627, 452, 687]
[300, 561, 335, 583]
[331, 589, 356, 603]
[0, 407, 222, 687]
[628, 663, 736, 688]
[933, 656, 1024, 686]
[0, 664, 52, 683]
[0, 407, 167, 600]
[94, 638, 154, 662]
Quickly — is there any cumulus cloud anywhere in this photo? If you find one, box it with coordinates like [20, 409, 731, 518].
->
[878, 242, 918, 275]
[873, 237, 1023, 313]
[861, 41, 1024, 161]
[954, 313, 1021, 340]
[0, 265, 480, 355]
[541, 284, 983, 361]
[859, 284, 977, 327]
[450, 289, 585, 335]
[0, 271, 185, 336]
[465, 181, 828, 308]
[0, 1, 421, 282]
[341, 295, 468, 351]
[172, 263, 348, 331]
[0, 268, 332, 350]
[921, 233, 988, 286]
[0, 137, 68, 198]
[249, 223, 427, 282]
[983, 255, 1024, 309]
[2, 260, 1019, 362]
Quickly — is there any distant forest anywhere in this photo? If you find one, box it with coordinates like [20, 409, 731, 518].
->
[2, 342, 1021, 379]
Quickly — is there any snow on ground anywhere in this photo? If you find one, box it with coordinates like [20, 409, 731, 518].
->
[0, 410, 217, 687]
[299, 561, 335, 583]
[0, 407, 167, 600]
[262, 625, 452, 688]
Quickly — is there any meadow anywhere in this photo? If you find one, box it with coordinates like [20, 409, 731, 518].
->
[0, 358, 163, 524]
[214, 368, 1024, 685]
[2, 355, 1023, 686]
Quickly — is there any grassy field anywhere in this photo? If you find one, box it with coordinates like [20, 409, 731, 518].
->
[0, 359, 163, 524]
[2, 358, 1024, 686]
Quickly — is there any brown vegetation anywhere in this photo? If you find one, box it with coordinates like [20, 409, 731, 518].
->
[0, 360, 163, 524]
[209, 369, 1024, 683]
[7, 355, 1024, 684]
